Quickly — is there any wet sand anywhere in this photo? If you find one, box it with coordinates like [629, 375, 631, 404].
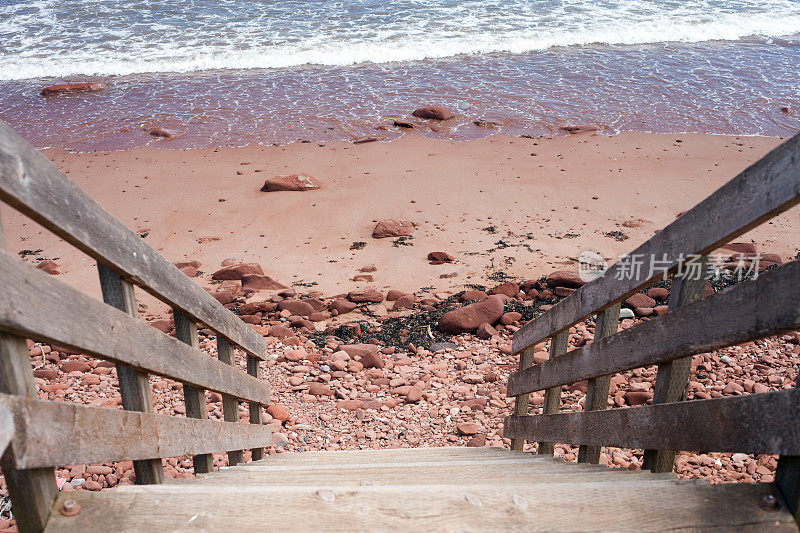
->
[2, 132, 798, 316]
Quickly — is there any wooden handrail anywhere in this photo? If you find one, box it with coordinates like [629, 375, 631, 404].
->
[512, 130, 800, 355]
[507, 259, 800, 397]
[0, 250, 271, 404]
[504, 388, 800, 456]
[0, 121, 266, 359]
[0, 402, 12, 458]
[0, 394, 272, 470]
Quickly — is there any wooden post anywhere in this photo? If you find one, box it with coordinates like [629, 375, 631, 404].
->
[0, 216, 58, 533]
[537, 331, 570, 455]
[173, 310, 213, 474]
[97, 264, 164, 484]
[217, 337, 244, 466]
[642, 258, 708, 473]
[578, 303, 621, 464]
[247, 355, 264, 461]
[510, 348, 536, 451]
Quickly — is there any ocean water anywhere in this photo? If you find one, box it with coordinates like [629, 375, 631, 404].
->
[1, 0, 799, 149]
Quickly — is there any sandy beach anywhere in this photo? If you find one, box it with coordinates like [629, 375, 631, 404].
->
[3, 131, 797, 314]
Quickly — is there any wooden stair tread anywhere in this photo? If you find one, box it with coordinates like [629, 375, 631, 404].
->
[45, 448, 797, 532]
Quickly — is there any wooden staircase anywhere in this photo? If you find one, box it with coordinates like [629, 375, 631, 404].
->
[44, 447, 795, 531]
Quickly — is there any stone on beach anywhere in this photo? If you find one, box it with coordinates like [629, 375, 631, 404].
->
[546, 270, 585, 289]
[149, 128, 185, 139]
[438, 295, 504, 334]
[242, 274, 287, 291]
[560, 125, 599, 134]
[372, 220, 415, 238]
[260, 173, 321, 192]
[40, 82, 107, 96]
[427, 251, 455, 264]
[36, 260, 61, 275]
[412, 106, 455, 120]
[212, 263, 264, 280]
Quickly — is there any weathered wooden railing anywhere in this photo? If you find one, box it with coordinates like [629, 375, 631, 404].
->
[0, 121, 271, 532]
[505, 131, 800, 516]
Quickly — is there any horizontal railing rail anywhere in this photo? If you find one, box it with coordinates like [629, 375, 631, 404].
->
[512, 130, 800, 355]
[0, 121, 265, 360]
[0, 394, 271, 470]
[0, 250, 271, 404]
[507, 259, 800, 397]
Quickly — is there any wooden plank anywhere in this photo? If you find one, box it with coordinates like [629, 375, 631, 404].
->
[512, 131, 800, 354]
[0, 120, 265, 359]
[509, 347, 535, 451]
[0, 249, 270, 405]
[0, 215, 58, 533]
[642, 259, 708, 473]
[504, 388, 800, 455]
[0, 393, 271, 470]
[97, 264, 164, 485]
[537, 331, 569, 455]
[247, 354, 264, 461]
[217, 337, 244, 466]
[507, 259, 800, 397]
[776, 372, 800, 521]
[577, 302, 620, 464]
[44, 479, 795, 532]
[174, 310, 213, 474]
[0, 402, 12, 456]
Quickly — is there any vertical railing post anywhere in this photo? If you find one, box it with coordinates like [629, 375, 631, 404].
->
[642, 257, 708, 472]
[510, 347, 536, 451]
[247, 355, 265, 461]
[173, 310, 214, 473]
[97, 263, 164, 484]
[0, 215, 58, 533]
[217, 337, 244, 466]
[537, 331, 570, 455]
[578, 302, 621, 464]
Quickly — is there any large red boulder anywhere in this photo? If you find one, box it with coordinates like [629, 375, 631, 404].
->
[489, 281, 519, 298]
[41, 82, 107, 96]
[241, 274, 287, 291]
[372, 220, 414, 238]
[260, 173, 320, 192]
[212, 263, 264, 280]
[625, 293, 656, 309]
[412, 106, 455, 120]
[277, 299, 315, 317]
[427, 251, 455, 265]
[348, 287, 384, 303]
[438, 295, 504, 334]
[546, 270, 585, 289]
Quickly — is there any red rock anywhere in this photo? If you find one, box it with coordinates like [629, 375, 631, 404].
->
[308, 311, 330, 322]
[360, 351, 385, 369]
[86, 465, 112, 475]
[359, 265, 377, 273]
[560, 125, 598, 134]
[476, 322, 498, 340]
[461, 290, 488, 302]
[35, 260, 60, 275]
[61, 360, 91, 373]
[653, 305, 669, 316]
[212, 290, 237, 305]
[212, 263, 264, 280]
[634, 307, 654, 317]
[372, 220, 415, 238]
[456, 422, 480, 435]
[412, 106, 455, 120]
[647, 287, 669, 301]
[178, 265, 198, 277]
[149, 128, 185, 139]
[438, 295, 504, 334]
[268, 325, 294, 339]
[474, 120, 499, 128]
[242, 274, 287, 291]
[41, 82, 107, 96]
[625, 293, 656, 309]
[386, 289, 407, 301]
[348, 287, 384, 303]
[330, 299, 357, 314]
[339, 344, 379, 359]
[462, 373, 484, 384]
[406, 386, 424, 402]
[466, 434, 487, 447]
[33, 369, 58, 380]
[427, 251, 455, 264]
[546, 270, 585, 289]
[392, 294, 417, 310]
[353, 274, 374, 282]
[308, 383, 333, 396]
[278, 299, 315, 317]
[500, 312, 522, 325]
[625, 391, 652, 406]
[394, 119, 418, 128]
[83, 480, 103, 491]
[723, 242, 757, 254]
[266, 404, 290, 422]
[489, 281, 519, 298]
[554, 287, 575, 297]
[337, 400, 364, 411]
[239, 301, 277, 315]
[150, 319, 173, 333]
[174, 260, 201, 270]
[260, 173, 320, 192]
